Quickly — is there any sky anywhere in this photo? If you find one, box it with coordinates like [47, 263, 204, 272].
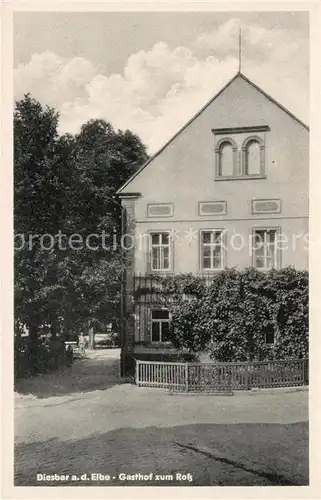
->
[14, 11, 309, 153]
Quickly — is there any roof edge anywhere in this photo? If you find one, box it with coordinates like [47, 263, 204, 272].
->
[117, 71, 309, 194]
[117, 71, 241, 194]
[238, 73, 309, 132]
[117, 192, 141, 199]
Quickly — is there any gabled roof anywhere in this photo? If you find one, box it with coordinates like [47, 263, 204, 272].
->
[117, 71, 309, 195]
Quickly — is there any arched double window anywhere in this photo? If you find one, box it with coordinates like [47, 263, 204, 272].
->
[214, 132, 266, 179]
[216, 139, 237, 177]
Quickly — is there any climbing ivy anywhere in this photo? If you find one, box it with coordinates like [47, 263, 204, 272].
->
[152, 268, 308, 361]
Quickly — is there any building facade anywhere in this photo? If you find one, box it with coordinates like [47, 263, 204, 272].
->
[117, 72, 309, 354]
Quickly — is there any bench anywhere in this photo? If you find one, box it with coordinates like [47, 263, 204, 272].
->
[64, 341, 86, 359]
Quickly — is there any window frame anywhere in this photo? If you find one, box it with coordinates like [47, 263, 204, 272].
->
[241, 136, 265, 178]
[251, 227, 281, 271]
[213, 126, 269, 181]
[148, 230, 173, 273]
[215, 138, 238, 179]
[150, 308, 171, 344]
[199, 229, 226, 272]
[264, 329, 275, 346]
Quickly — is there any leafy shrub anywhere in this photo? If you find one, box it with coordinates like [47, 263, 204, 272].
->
[14, 336, 72, 380]
[163, 267, 308, 362]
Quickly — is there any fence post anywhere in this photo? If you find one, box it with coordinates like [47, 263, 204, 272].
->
[245, 362, 250, 390]
[135, 360, 140, 386]
[185, 363, 189, 393]
[304, 359, 308, 385]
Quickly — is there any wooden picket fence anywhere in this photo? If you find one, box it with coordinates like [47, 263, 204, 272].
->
[135, 359, 308, 393]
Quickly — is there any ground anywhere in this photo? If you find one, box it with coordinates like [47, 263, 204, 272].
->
[14, 349, 309, 487]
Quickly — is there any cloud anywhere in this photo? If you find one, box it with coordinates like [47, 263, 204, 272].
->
[14, 51, 103, 107]
[14, 19, 308, 153]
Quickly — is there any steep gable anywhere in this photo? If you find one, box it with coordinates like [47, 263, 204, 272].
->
[117, 72, 308, 195]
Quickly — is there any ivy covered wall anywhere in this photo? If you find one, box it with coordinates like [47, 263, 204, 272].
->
[149, 267, 308, 362]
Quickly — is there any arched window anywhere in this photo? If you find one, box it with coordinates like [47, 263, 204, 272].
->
[242, 136, 264, 177]
[219, 141, 234, 177]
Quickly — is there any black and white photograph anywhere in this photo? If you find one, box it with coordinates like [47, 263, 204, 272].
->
[2, 2, 319, 495]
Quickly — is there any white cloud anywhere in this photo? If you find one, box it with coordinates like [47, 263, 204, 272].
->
[14, 51, 102, 107]
[14, 19, 308, 153]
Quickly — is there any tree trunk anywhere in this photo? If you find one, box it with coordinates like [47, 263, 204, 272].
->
[27, 323, 40, 375]
[50, 320, 58, 339]
[28, 323, 39, 341]
[88, 326, 95, 350]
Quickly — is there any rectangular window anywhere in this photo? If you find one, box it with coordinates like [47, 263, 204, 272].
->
[150, 232, 171, 271]
[252, 229, 279, 270]
[200, 230, 224, 270]
[151, 309, 170, 343]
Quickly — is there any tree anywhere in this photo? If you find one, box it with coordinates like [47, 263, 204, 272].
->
[56, 119, 148, 337]
[14, 95, 64, 340]
[14, 98, 148, 343]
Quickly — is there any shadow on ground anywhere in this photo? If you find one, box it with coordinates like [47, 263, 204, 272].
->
[14, 351, 122, 399]
[14, 421, 308, 487]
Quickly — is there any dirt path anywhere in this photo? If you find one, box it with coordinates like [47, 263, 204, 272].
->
[15, 350, 309, 487]
[15, 349, 121, 402]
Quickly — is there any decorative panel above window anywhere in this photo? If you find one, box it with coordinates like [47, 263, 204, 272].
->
[199, 201, 227, 216]
[252, 199, 281, 214]
[147, 203, 174, 217]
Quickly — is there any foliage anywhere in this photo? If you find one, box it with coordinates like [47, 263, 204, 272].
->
[14, 96, 148, 346]
[156, 268, 308, 361]
[14, 337, 72, 380]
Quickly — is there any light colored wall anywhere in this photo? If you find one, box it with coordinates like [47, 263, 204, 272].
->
[121, 75, 309, 273]
[133, 218, 308, 273]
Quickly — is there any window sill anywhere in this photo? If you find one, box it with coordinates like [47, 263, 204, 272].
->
[254, 268, 280, 273]
[199, 269, 224, 273]
[133, 344, 181, 355]
[215, 175, 266, 181]
[150, 341, 172, 346]
[149, 270, 173, 274]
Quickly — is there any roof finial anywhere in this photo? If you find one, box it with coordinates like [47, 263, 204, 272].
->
[238, 25, 242, 73]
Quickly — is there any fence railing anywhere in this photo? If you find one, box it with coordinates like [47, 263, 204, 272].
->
[135, 359, 308, 392]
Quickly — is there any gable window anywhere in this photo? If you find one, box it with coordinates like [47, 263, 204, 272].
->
[201, 230, 224, 270]
[245, 140, 261, 175]
[151, 309, 170, 343]
[252, 229, 279, 270]
[215, 139, 237, 178]
[150, 232, 171, 271]
[213, 127, 269, 181]
[219, 142, 234, 176]
[242, 136, 265, 177]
